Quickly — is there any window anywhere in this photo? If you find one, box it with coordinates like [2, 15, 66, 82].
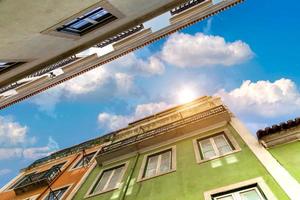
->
[212, 186, 266, 200]
[56, 7, 117, 36]
[45, 186, 68, 200]
[143, 149, 172, 178]
[198, 134, 234, 160]
[0, 62, 23, 72]
[52, 162, 66, 170]
[9, 172, 36, 189]
[73, 152, 96, 169]
[89, 164, 125, 195]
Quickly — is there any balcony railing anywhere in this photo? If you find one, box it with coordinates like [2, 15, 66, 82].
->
[95, 25, 144, 48]
[14, 166, 61, 195]
[97, 105, 227, 156]
[171, 0, 207, 15]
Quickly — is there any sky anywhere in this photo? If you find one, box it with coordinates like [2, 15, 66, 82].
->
[1, 0, 300, 187]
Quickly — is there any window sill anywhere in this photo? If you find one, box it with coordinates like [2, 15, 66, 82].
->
[196, 149, 241, 164]
[137, 169, 176, 182]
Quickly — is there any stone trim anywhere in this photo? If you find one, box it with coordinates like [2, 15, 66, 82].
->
[84, 161, 129, 198]
[204, 177, 277, 200]
[192, 129, 241, 164]
[137, 146, 177, 182]
[230, 117, 300, 200]
[41, 183, 74, 200]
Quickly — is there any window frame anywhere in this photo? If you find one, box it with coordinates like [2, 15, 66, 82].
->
[204, 177, 277, 200]
[56, 7, 117, 36]
[41, 2, 124, 39]
[137, 146, 176, 182]
[193, 130, 241, 164]
[42, 184, 73, 200]
[85, 161, 129, 198]
[70, 151, 97, 170]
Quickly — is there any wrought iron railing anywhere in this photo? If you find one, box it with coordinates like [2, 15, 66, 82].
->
[98, 105, 226, 156]
[171, 0, 207, 15]
[95, 25, 144, 48]
[0, 55, 78, 94]
[26, 55, 78, 78]
[14, 166, 61, 194]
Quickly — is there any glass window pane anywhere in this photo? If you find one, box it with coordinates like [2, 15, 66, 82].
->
[89, 10, 108, 21]
[214, 135, 233, 155]
[70, 20, 92, 30]
[159, 151, 172, 173]
[240, 189, 263, 200]
[215, 194, 234, 200]
[93, 170, 112, 193]
[106, 166, 124, 190]
[144, 155, 159, 178]
[47, 187, 67, 200]
[199, 139, 216, 159]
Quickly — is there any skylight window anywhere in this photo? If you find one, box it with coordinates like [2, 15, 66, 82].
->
[56, 7, 117, 36]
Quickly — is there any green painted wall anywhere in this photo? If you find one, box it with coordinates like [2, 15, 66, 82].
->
[73, 125, 289, 200]
[269, 140, 300, 183]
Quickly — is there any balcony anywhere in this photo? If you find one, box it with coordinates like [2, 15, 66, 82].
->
[96, 105, 230, 164]
[14, 166, 61, 195]
[171, 0, 207, 15]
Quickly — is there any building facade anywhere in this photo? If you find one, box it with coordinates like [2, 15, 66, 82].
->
[0, 139, 107, 200]
[257, 118, 300, 184]
[1, 96, 300, 200]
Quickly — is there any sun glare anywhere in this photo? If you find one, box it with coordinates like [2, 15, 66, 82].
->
[177, 87, 197, 104]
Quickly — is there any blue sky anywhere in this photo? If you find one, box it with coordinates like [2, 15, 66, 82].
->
[1, 0, 300, 187]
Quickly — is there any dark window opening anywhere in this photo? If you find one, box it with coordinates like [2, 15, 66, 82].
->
[56, 7, 117, 36]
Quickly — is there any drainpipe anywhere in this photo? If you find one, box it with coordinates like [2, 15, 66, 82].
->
[119, 153, 140, 200]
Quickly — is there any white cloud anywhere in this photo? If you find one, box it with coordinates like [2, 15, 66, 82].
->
[161, 32, 253, 68]
[0, 169, 12, 176]
[31, 52, 165, 113]
[0, 137, 59, 160]
[98, 102, 172, 131]
[217, 78, 300, 117]
[0, 115, 59, 160]
[0, 116, 28, 146]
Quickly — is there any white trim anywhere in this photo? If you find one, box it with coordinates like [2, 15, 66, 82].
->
[0, 171, 25, 192]
[230, 117, 300, 200]
[204, 177, 277, 200]
[193, 129, 241, 164]
[68, 151, 97, 171]
[137, 146, 177, 182]
[84, 161, 129, 198]
[65, 160, 97, 200]
[42, 183, 73, 200]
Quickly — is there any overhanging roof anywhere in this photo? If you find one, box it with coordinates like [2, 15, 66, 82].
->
[0, 0, 243, 109]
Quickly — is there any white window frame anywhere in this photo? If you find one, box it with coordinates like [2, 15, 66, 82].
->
[85, 161, 128, 198]
[214, 186, 265, 200]
[42, 184, 73, 200]
[70, 151, 97, 170]
[193, 130, 241, 164]
[137, 146, 176, 182]
[204, 177, 277, 200]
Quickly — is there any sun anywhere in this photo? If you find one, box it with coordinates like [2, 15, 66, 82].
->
[177, 87, 197, 104]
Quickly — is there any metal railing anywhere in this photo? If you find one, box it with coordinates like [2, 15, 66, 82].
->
[171, 0, 206, 15]
[14, 166, 61, 193]
[98, 105, 226, 156]
[95, 25, 144, 48]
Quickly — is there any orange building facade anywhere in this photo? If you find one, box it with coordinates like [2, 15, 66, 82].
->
[0, 138, 109, 200]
